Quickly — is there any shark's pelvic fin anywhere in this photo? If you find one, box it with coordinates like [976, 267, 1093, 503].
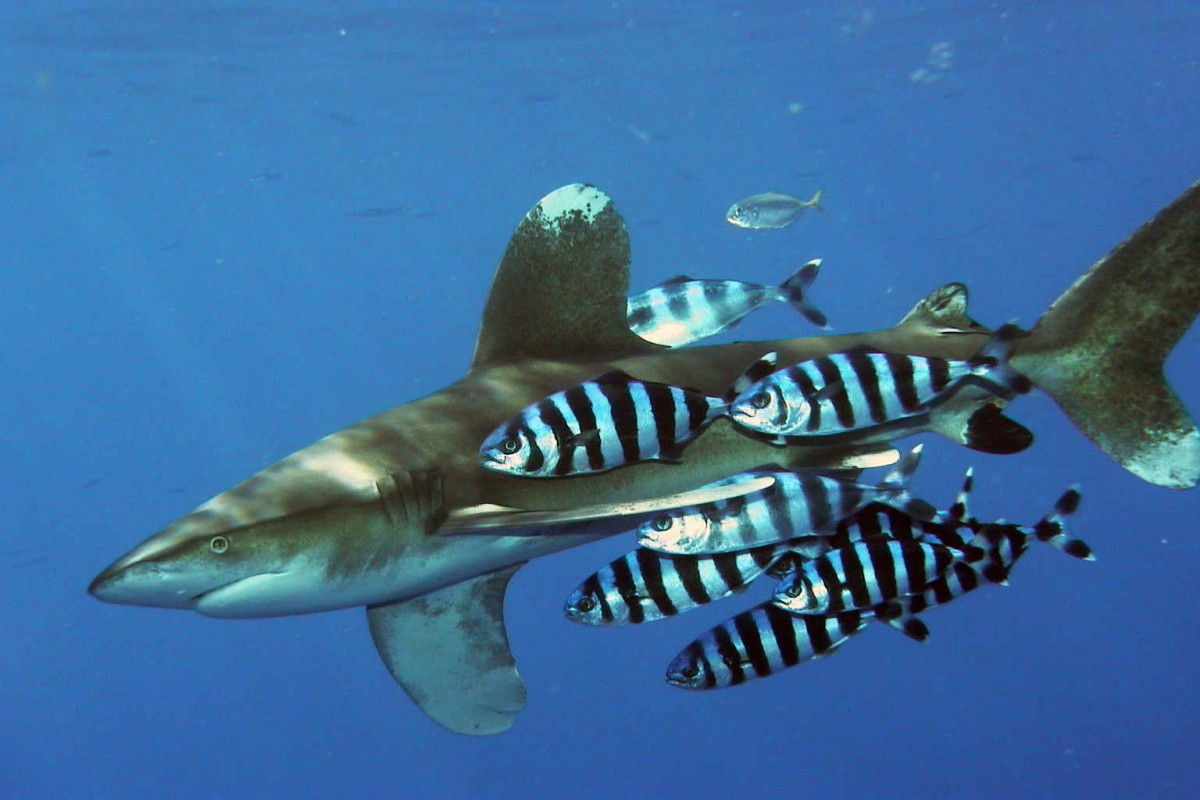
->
[470, 184, 660, 369]
[1016, 181, 1200, 489]
[367, 565, 526, 736]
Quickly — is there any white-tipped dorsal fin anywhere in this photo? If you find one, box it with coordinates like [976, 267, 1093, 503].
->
[471, 184, 659, 369]
[367, 565, 526, 736]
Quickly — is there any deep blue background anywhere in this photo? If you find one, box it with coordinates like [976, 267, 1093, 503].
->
[3, 3, 1198, 798]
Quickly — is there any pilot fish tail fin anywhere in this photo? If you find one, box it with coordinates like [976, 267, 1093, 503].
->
[1026, 486, 1094, 561]
[1013, 181, 1200, 489]
[806, 188, 826, 212]
[966, 322, 1034, 395]
[724, 351, 780, 404]
[879, 445, 938, 522]
[776, 259, 829, 329]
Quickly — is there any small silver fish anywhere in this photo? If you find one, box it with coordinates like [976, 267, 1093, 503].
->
[627, 260, 828, 347]
[726, 189, 824, 230]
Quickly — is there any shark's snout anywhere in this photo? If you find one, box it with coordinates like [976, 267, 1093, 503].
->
[88, 550, 215, 610]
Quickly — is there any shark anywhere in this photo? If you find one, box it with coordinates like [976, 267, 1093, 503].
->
[89, 182, 1200, 736]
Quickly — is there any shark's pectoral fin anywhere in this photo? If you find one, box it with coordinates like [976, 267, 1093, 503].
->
[471, 184, 659, 369]
[367, 565, 526, 736]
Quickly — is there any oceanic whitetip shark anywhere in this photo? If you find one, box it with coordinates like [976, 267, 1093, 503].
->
[90, 182, 1200, 736]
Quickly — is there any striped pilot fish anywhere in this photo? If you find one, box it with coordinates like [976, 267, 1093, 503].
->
[564, 542, 826, 626]
[567, 467, 978, 627]
[665, 487, 1092, 690]
[772, 538, 961, 615]
[479, 370, 727, 477]
[636, 445, 937, 556]
[882, 487, 1092, 640]
[666, 601, 870, 690]
[727, 324, 1035, 454]
[627, 259, 829, 348]
[726, 189, 824, 230]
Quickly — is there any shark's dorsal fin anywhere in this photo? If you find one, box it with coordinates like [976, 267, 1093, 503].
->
[367, 565, 526, 736]
[471, 184, 660, 369]
[897, 283, 984, 332]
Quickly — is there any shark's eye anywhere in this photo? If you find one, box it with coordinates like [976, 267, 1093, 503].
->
[651, 515, 673, 532]
[209, 536, 229, 554]
[682, 664, 699, 679]
[498, 436, 521, 455]
[750, 391, 771, 409]
[575, 597, 596, 613]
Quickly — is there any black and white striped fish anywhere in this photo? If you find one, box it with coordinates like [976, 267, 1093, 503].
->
[627, 260, 828, 347]
[892, 487, 1092, 627]
[665, 602, 871, 689]
[479, 370, 727, 477]
[636, 445, 937, 555]
[772, 538, 960, 614]
[564, 543, 806, 625]
[569, 467, 978, 627]
[727, 324, 1035, 454]
[664, 487, 1092, 690]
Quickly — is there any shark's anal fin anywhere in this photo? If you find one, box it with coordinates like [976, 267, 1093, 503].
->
[1016, 181, 1200, 489]
[471, 184, 659, 369]
[367, 565, 527, 736]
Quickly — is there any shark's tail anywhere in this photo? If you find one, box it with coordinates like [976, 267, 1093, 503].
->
[1013, 181, 1200, 489]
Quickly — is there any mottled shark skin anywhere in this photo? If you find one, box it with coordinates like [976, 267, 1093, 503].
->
[89, 182, 1199, 736]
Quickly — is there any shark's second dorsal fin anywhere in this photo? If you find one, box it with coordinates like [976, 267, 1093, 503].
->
[471, 184, 660, 369]
[897, 283, 985, 332]
[367, 564, 526, 736]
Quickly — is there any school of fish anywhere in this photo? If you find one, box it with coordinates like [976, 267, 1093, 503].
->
[479, 251, 1097, 692]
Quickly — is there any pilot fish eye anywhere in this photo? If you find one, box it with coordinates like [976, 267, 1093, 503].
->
[784, 583, 802, 598]
[575, 597, 596, 613]
[209, 536, 229, 554]
[749, 391, 771, 409]
[499, 436, 521, 455]
[651, 515, 673, 532]
[682, 664, 700, 679]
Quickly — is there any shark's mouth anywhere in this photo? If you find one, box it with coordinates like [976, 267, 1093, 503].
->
[193, 572, 290, 617]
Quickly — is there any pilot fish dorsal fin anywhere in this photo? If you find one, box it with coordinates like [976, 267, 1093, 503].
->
[897, 282, 984, 333]
[367, 564, 526, 736]
[471, 184, 660, 369]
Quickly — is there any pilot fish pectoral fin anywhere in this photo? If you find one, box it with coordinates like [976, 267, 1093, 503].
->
[367, 564, 526, 737]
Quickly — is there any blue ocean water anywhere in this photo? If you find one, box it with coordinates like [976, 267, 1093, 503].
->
[2, 2, 1198, 797]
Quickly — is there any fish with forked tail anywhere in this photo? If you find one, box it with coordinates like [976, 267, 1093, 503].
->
[636, 446, 937, 556]
[86, 181, 1198, 736]
[627, 259, 829, 347]
[726, 189, 825, 229]
[728, 323, 1034, 454]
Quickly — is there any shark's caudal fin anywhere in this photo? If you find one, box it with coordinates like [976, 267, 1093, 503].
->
[367, 565, 526, 736]
[471, 184, 660, 369]
[1015, 181, 1200, 489]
